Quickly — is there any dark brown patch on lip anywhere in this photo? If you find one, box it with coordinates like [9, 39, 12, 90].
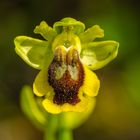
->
[48, 49, 84, 105]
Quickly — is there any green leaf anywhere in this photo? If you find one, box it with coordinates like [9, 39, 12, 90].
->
[34, 21, 57, 41]
[14, 36, 53, 69]
[20, 85, 47, 130]
[81, 40, 119, 70]
[79, 25, 104, 43]
[53, 17, 85, 34]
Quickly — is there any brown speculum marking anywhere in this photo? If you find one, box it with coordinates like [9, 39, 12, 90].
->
[48, 48, 84, 105]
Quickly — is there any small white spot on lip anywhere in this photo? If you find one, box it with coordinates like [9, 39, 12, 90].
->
[55, 64, 67, 80]
[55, 64, 79, 81]
[68, 65, 78, 80]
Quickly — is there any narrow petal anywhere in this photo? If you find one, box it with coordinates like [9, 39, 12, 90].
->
[14, 36, 53, 69]
[34, 21, 57, 41]
[82, 65, 100, 97]
[79, 25, 104, 43]
[33, 68, 53, 97]
[81, 40, 119, 70]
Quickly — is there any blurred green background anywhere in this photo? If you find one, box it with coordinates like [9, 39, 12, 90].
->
[0, 0, 140, 139]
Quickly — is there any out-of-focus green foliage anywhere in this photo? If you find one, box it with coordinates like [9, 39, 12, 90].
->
[0, 0, 140, 140]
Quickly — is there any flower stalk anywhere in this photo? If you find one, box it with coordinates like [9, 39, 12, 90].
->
[44, 115, 58, 140]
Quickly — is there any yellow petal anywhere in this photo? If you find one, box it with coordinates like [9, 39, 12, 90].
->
[33, 68, 53, 97]
[82, 65, 100, 97]
[42, 88, 92, 114]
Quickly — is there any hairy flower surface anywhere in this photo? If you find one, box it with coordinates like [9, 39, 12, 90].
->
[14, 17, 119, 114]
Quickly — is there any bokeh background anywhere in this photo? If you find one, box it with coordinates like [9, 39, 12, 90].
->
[0, 0, 140, 139]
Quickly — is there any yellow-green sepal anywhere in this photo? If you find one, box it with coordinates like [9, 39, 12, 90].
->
[34, 21, 57, 41]
[53, 17, 85, 34]
[14, 36, 53, 69]
[81, 40, 119, 70]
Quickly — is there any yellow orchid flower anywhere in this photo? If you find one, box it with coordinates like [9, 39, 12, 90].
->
[14, 17, 119, 114]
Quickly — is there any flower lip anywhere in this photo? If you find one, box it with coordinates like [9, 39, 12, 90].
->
[48, 48, 84, 105]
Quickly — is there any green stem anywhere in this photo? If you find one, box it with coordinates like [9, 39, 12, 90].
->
[58, 113, 73, 140]
[58, 128, 73, 140]
[43, 114, 73, 140]
[44, 115, 58, 140]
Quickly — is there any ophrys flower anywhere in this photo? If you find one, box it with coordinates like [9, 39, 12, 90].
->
[14, 17, 119, 114]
